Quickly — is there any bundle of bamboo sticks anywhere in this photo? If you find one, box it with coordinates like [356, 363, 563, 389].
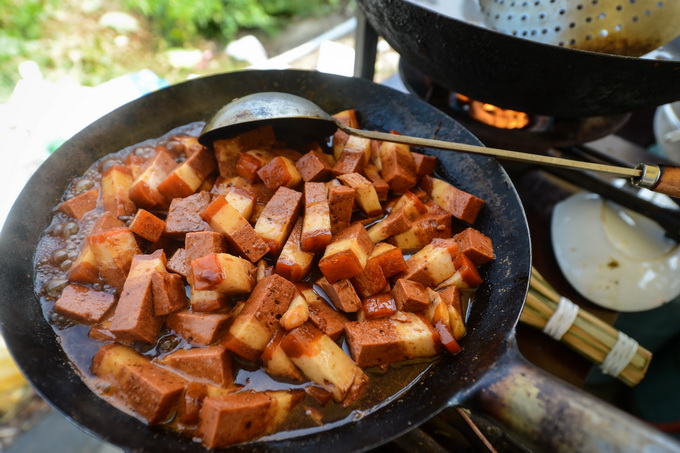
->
[521, 268, 652, 386]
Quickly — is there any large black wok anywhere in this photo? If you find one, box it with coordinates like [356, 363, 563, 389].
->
[357, 0, 680, 118]
[0, 70, 677, 452]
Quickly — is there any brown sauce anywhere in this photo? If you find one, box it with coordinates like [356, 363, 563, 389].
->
[32, 121, 470, 446]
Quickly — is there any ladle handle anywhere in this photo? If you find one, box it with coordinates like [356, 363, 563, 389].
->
[651, 165, 680, 198]
[469, 347, 680, 452]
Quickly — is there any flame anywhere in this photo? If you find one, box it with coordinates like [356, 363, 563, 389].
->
[456, 94, 530, 129]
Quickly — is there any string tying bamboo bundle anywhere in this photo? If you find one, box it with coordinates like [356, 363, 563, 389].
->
[521, 268, 652, 386]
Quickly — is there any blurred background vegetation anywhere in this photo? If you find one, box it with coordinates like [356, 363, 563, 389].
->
[0, 0, 352, 101]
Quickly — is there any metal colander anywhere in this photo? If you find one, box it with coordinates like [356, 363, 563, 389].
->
[478, 0, 680, 56]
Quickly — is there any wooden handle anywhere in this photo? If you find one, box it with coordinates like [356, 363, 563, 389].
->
[653, 165, 680, 198]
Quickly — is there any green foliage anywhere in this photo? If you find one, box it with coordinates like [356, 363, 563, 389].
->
[124, 0, 339, 46]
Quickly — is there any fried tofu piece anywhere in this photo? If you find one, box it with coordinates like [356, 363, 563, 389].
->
[254, 186, 303, 257]
[129, 209, 166, 242]
[295, 150, 333, 182]
[257, 156, 302, 191]
[236, 149, 274, 183]
[367, 208, 411, 243]
[92, 343, 186, 424]
[101, 165, 137, 218]
[58, 188, 99, 220]
[388, 210, 452, 251]
[222, 186, 256, 221]
[157, 147, 217, 200]
[201, 195, 269, 262]
[350, 247, 389, 298]
[360, 292, 397, 320]
[424, 288, 462, 354]
[370, 242, 407, 278]
[212, 125, 276, 178]
[420, 175, 484, 224]
[222, 274, 296, 361]
[392, 279, 429, 312]
[301, 182, 332, 252]
[67, 244, 100, 284]
[398, 238, 460, 287]
[332, 148, 365, 176]
[316, 277, 362, 313]
[332, 109, 359, 159]
[261, 327, 304, 381]
[54, 283, 115, 323]
[190, 253, 255, 295]
[164, 191, 213, 238]
[327, 184, 355, 234]
[129, 150, 178, 210]
[364, 164, 389, 200]
[280, 322, 368, 405]
[165, 310, 232, 346]
[379, 140, 417, 194]
[159, 345, 232, 387]
[344, 312, 441, 368]
[439, 286, 466, 340]
[87, 226, 142, 291]
[436, 252, 484, 291]
[411, 152, 437, 179]
[453, 227, 495, 266]
[337, 172, 382, 218]
[275, 218, 314, 282]
[300, 286, 350, 340]
[151, 271, 188, 315]
[319, 223, 373, 283]
[280, 292, 309, 331]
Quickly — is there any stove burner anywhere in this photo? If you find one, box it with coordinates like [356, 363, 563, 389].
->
[398, 59, 631, 152]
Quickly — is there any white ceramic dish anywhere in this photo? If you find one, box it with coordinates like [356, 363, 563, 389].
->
[551, 191, 680, 312]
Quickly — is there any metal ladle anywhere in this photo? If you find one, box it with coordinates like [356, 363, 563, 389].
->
[198, 92, 680, 199]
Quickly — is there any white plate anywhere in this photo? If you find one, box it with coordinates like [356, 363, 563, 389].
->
[551, 192, 680, 312]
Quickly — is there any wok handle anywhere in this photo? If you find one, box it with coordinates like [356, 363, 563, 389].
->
[469, 347, 680, 452]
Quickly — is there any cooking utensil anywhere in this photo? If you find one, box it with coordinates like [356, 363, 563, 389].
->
[200, 91, 680, 198]
[478, 0, 680, 57]
[357, 0, 680, 117]
[0, 70, 678, 452]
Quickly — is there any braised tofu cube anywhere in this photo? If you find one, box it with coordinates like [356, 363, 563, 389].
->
[261, 327, 304, 381]
[370, 242, 407, 278]
[424, 289, 461, 354]
[280, 293, 309, 331]
[392, 279, 429, 312]
[364, 164, 389, 201]
[332, 109, 360, 159]
[332, 148, 365, 176]
[399, 238, 460, 287]
[254, 186, 303, 257]
[177, 382, 241, 427]
[257, 156, 302, 191]
[92, 344, 186, 424]
[344, 135, 372, 165]
[186, 231, 228, 261]
[327, 184, 355, 234]
[67, 244, 99, 284]
[190, 253, 255, 295]
[58, 187, 99, 220]
[165, 310, 232, 346]
[392, 191, 429, 221]
[275, 218, 314, 282]
[389, 210, 452, 251]
[453, 227, 495, 265]
[151, 271, 188, 315]
[379, 140, 417, 194]
[367, 208, 411, 243]
[360, 292, 397, 320]
[164, 191, 213, 238]
[159, 345, 232, 387]
[157, 147, 217, 200]
[420, 175, 484, 224]
[222, 274, 296, 361]
[129, 150, 178, 210]
[166, 248, 190, 278]
[437, 252, 483, 291]
[295, 150, 333, 182]
[54, 283, 115, 323]
[201, 195, 269, 262]
[169, 133, 205, 157]
[235, 149, 274, 183]
[316, 277, 362, 313]
[337, 173, 382, 218]
[87, 226, 142, 290]
[300, 286, 350, 341]
[344, 312, 441, 368]
[190, 288, 230, 312]
[411, 152, 437, 179]
[129, 209, 166, 242]
[318, 223, 373, 283]
[222, 186, 256, 221]
[439, 286, 466, 340]
[301, 182, 332, 252]
[213, 124, 276, 178]
[350, 249, 388, 298]
[100, 165, 137, 218]
[280, 322, 368, 405]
